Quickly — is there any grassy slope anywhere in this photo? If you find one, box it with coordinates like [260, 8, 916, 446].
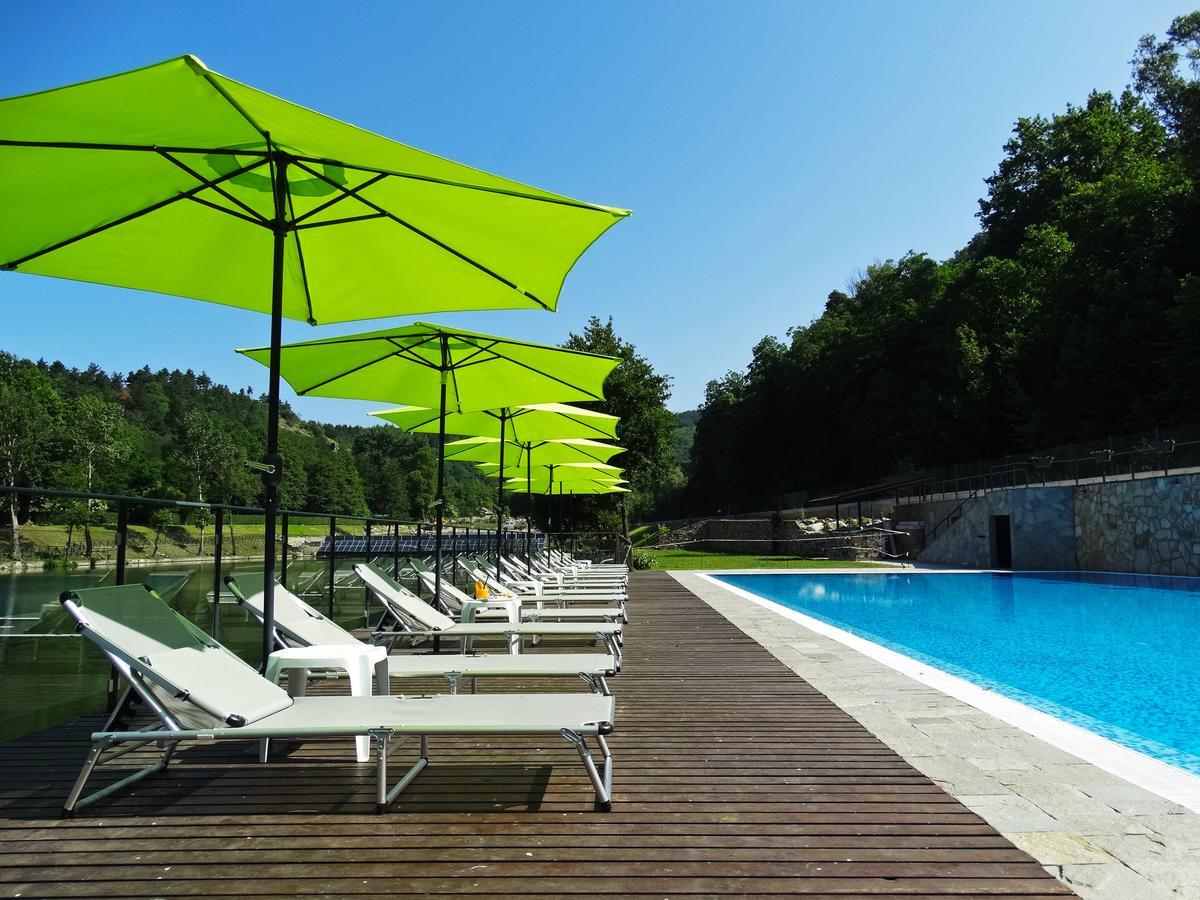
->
[642, 548, 893, 570]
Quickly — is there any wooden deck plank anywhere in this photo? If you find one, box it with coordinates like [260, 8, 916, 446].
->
[0, 571, 1073, 896]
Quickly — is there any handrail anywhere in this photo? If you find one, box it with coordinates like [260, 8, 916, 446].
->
[0, 483, 421, 526]
[922, 490, 982, 549]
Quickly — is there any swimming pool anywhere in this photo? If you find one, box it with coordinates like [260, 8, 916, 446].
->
[715, 571, 1200, 775]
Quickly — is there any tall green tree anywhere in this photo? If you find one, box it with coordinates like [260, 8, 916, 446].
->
[563, 317, 676, 529]
[0, 355, 61, 560]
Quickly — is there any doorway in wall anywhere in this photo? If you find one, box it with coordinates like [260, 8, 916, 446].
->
[990, 515, 1012, 568]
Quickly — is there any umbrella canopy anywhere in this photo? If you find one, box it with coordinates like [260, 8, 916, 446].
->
[1, 55, 628, 666]
[486, 463, 625, 481]
[445, 437, 625, 466]
[370, 402, 619, 443]
[371, 402, 619, 574]
[239, 324, 620, 603]
[0, 55, 629, 319]
[239, 324, 619, 411]
[507, 480, 629, 495]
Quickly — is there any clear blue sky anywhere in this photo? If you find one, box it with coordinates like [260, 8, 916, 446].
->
[1, 1, 1187, 421]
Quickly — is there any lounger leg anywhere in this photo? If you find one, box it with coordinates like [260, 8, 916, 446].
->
[560, 729, 611, 811]
[63, 735, 177, 817]
[372, 729, 390, 812]
[596, 733, 613, 801]
[444, 671, 462, 695]
[380, 734, 429, 810]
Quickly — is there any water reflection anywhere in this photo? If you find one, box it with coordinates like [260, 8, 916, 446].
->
[0, 559, 391, 741]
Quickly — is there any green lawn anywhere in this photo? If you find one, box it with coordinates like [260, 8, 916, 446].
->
[640, 548, 894, 570]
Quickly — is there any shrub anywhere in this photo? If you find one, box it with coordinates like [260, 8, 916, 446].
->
[630, 550, 656, 570]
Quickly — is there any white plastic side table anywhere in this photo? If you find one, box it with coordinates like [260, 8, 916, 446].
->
[263, 644, 389, 762]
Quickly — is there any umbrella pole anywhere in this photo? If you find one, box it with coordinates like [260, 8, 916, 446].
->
[548, 465, 556, 548]
[260, 146, 289, 670]
[494, 413, 506, 578]
[434, 362, 448, 611]
[525, 447, 533, 577]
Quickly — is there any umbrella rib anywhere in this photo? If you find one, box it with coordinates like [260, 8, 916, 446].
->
[291, 160, 551, 310]
[383, 336, 446, 371]
[1, 156, 271, 270]
[284, 189, 317, 326]
[0, 139, 266, 156]
[468, 344, 607, 402]
[559, 411, 616, 439]
[185, 195, 268, 228]
[193, 66, 269, 139]
[290, 172, 389, 225]
[293, 212, 387, 230]
[294, 347, 410, 395]
[291, 155, 627, 217]
[157, 150, 270, 224]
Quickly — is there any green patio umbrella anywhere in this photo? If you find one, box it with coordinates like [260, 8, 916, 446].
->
[446, 436, 625, 466]
[446, 438, 626, 569]
[0, 54, 628, 664]
[238, 323, 620, 604]
[370, 403, 619, 571]
[506, 476, 629, 544]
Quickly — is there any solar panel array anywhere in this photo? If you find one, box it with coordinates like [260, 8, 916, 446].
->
[315, 533, 544, 558]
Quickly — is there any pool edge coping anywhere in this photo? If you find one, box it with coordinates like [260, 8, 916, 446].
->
[690, 569, 1200, 814]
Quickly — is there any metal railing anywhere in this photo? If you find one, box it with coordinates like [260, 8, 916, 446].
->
[545, 531, 632, 565]
[784, 425, 1200, 516]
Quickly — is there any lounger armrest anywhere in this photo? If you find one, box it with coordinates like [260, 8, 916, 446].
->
[503, 579, 544, 596]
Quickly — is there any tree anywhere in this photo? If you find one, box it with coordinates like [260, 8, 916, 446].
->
[64, 394, 132, 495]
[191, 506, 214, 557]
[0, 356, 61, 560]
[1133, 12, 1200, 170]
[306, 450, 369, 516]
[150, 507, 176, 557]
[563, 317, 676, 530]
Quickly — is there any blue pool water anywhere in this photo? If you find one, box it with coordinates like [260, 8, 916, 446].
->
[716, 572, 1200, 774]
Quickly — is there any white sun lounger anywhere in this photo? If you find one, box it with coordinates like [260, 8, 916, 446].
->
[58, 584, 616, 815]
[447, 559, 628, 623]
[458, 556, 628, 614]
[224, 574, 618, 693]
[354, 564, 623, 665]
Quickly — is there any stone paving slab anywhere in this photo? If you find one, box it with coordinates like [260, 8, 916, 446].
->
[674, 570, 1200, 900]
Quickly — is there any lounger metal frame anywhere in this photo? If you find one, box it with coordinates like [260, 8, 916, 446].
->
[59, 590, 614, 815]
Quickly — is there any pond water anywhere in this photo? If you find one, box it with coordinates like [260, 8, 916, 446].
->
[0, 559, 399, 742]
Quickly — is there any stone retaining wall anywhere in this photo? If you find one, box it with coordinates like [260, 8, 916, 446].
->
[907, 472, 1200, 575]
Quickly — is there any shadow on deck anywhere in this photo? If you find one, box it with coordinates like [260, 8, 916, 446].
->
[0, 572, 1072, 896]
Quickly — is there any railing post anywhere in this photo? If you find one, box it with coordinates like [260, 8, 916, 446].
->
[364, 519, 372, 623]
[211, 506, 224, 640]
[415, 524, 424, 597]
[279, 512, 289, 587]
[107, 498, 129, 713]
[392, 522, 400, 579]
[114, 500, 128, 586]
[327, 515, 336, 617]
[451, 525, 457, 580]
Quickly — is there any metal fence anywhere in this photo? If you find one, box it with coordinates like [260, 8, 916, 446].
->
[708, 424, 1200, 520]
[0, 484, 548, 741]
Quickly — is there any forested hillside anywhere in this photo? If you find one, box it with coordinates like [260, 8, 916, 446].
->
[1, 316, 681, 538]
[0, 353, 494, 524]
[687, 13, 1200, 514]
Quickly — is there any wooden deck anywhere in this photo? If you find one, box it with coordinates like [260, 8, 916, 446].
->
[0, 571, 1072, 896]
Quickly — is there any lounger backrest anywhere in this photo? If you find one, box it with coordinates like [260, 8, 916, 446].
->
[413, 569, 477, 610]
[354, 563, 457, 631]
[229, 574, 360, 647]
[61, 585, 292, 729]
